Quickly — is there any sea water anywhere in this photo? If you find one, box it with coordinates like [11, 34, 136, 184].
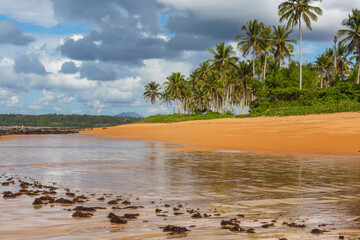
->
[0, 134, 359, 239]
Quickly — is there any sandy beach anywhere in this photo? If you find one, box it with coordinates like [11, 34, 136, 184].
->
[82, 112, 360, 156]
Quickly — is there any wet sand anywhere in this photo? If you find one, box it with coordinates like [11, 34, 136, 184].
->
[81, 112, 360, 156]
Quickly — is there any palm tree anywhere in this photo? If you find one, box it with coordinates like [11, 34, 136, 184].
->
[208, 42, 238, 112]
[272, 25, 297, 68]
[164, 72, 186, 113]
[278, 0, 323, 90]
[160, 90, 173, 114]
[203, 71, 223, 112]
[336, 42, 350, 80]
[235, 19, 267, 78]
[315, 52, 332, 88]
[338, 9, 360, 85]
[333, 35, 338, 80]
[143, 81, 161, 114]
[261, 26, 274, 81]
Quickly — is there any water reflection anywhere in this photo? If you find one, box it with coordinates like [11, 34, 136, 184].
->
[0, 134, 360, 239]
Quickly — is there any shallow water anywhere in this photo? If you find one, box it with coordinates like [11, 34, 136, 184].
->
[0, 134, 360, 239]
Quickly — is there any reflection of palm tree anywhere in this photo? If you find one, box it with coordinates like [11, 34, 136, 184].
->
[278, 0, 323, 90]
[272, 25, 297, 68]
[338, 9, 360, 85]
[164, 72, 186, 113]
[143, 81, 161, 114]
[235, 19, 266, 78]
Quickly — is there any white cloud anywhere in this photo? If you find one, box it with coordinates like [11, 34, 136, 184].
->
[1, 96, 21, 108]
[0, 0, 57, 28]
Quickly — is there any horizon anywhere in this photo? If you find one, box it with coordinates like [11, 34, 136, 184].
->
[0, 0, 359, 117]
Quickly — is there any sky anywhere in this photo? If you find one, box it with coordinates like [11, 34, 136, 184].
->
[0, 0, 359, 116]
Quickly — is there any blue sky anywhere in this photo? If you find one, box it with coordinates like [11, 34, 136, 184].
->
[0, 0, 359, 116]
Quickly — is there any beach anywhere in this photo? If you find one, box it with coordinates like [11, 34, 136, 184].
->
[82, 112, 360, 156]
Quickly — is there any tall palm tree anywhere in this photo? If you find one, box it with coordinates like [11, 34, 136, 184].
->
[333, 35, 338, 80]
[278, 0, 323, 90]
[208, 42, 238, 112]
[235, 19, 267, 78]
[315, 51, 332, 88]
[164, 72, 186, 113]
[272, 25, 297, 68]
[338, 9, 360, 85]
[160, 90, 173, 114]
[336, 42, 350, 80]
[143, 81, 161, 114]
[203, 71, 223, 112]
[261, 26, 274, 81]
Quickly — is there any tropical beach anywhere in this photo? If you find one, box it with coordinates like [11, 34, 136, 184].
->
[1, 0, 360, 239]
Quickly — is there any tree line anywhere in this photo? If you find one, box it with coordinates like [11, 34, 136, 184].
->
[0, 114, 141, 128]
[144, 0, 360, 115]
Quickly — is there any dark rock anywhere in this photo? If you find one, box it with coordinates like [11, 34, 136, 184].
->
[163, 225, 190, 235]
[261, 223, 275, 228]
[3, 191, 22, 198]
[66, 192, 75, 197]
[247, 228, 255, 233]
[191, 212, 202, 218]
[73, 206, 96, 212]
[107, 200, 118, 205]
[108, 212, 127, 224]
[72, 211, 93, 218]
[32, 198, 43, 205]
[311, 228, 324, 234]
[121, 200, 131, 205]
[123, 213, 139, 219]
[286, 222, 306, 228]
[54, 198, 74, 204]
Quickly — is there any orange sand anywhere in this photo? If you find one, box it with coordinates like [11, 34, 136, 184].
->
[81, 112, 360, 156]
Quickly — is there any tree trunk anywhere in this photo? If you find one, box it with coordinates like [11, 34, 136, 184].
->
[357, 58, 360, 85]
[299, 21, 303, 90]
[320, 75, 323, 89]
[334, 42, 337, 81]
[252, 51, 255, 78]
[263, 54, 267, 82]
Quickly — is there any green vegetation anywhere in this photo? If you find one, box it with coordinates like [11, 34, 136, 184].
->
[140, 112, 235, 123]
[142, 4, 360, 123]
[0, 114, 142, 128]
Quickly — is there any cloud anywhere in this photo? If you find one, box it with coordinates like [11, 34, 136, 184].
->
[37, 89, 74, 105]
[0, 21, 35, 45]
[14, 54, 47, 75]
[59, 61, 78, 74]
[0, 0, 57, 28]
[1, 96, 21, 108]
[80, 62, 117, 81]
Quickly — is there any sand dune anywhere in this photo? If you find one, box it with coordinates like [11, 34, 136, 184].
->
[81, 112, 360, 156]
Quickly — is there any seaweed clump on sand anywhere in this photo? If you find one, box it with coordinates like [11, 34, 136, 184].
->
[163, 225, 190, 235]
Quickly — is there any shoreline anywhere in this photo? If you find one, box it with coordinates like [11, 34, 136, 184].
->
[81, 112, 360, 157]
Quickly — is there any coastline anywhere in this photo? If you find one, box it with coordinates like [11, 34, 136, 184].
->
[81, 112, 360, 156]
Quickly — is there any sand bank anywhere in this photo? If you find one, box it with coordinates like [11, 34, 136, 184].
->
[81, 112, 360, 156]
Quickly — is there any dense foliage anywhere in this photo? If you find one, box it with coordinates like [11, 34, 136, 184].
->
[143, 6, 360, 121]
[0, 114, 142, 128]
